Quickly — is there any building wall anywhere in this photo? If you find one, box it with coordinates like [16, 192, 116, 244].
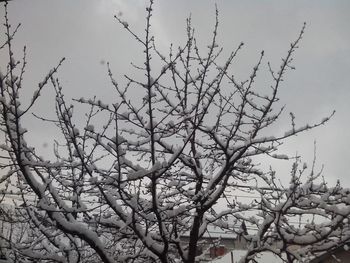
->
[180, 236, 247, 262]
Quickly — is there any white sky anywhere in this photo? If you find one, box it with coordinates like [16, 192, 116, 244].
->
[1, 0, 350, 187]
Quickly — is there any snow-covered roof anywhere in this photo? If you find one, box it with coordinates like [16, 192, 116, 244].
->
[210, 250, 283, 263]
[182, 225, 237, 240]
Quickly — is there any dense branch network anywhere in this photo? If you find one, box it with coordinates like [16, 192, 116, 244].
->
[0, 1, 348, 263]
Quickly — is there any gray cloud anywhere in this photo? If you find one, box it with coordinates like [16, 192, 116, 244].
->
[1, 0, 349, 185]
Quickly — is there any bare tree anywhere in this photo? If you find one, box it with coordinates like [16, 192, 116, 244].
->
[1, 1, 349, 262]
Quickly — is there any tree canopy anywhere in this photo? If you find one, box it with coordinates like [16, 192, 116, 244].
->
[0, 1, 349, 263]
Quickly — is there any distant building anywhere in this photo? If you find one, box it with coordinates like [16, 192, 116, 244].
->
[180, 225, 247, 262]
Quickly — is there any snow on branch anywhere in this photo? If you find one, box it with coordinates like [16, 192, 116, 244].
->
[0, 2, 343, 263]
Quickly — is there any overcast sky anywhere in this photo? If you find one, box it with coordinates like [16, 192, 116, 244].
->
[1, 0, 349, 186]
